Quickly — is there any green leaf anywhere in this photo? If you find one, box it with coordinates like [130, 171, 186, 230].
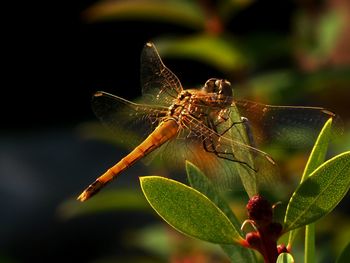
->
[83, 0, 205, 29]
[284, 151, 350, 231]
[228, 101, 258, 197]
[304, 223, 315, 263]
[186, 161, 242, 231]
[155, 35, 248, 72]
[288, 118, 333, 245]
[58, 189, 149, 219]
[140, 176, 243, 244]
[276, 253, 295, 263]
[186, 161, 257, 263]
[336, 241, 350, 263]
[301, 118, 333, 182]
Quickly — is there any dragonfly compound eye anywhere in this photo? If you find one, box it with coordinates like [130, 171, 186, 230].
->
[218, 79, 233, 97]
[203, 78, 219, 93]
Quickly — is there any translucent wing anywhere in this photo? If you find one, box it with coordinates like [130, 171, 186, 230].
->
[154, 94, 343, 194]
[232, 99, 343, 148]
[91, 91, 168, 148]
[181, 93, 342, 149]
[140, 42, 183, 106]
[155, 111, 278, 197]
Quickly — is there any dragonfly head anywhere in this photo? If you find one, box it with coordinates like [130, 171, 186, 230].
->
[203, 78, 233, 98]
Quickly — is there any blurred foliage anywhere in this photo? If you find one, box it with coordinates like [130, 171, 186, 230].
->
[83, 0, 206, 29]
[70, 0, 350, 262]
[336, 240, 350, 263]
[58, 189, 149, 219]
[154, 35, 247, 73]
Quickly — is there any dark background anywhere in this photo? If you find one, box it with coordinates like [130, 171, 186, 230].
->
[2, 0, 348, 262]
[3, 0, 295, 130]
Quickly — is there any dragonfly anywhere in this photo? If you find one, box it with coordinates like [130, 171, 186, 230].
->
[77, 42, 340, 202]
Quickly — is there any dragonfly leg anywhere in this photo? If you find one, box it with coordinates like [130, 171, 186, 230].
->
[241, 117, 257, 148]
[218, 117, 248, 137]
[206, 114, 245, 136]
[202, 138, 258, 172]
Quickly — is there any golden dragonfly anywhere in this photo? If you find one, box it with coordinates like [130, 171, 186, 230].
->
[78, 42, 339, 201]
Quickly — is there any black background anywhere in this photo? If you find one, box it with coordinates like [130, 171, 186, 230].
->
[3, 0, 295, 130]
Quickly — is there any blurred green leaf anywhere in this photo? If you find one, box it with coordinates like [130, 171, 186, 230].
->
[318, 10, 343, 56]
[220, 244, 257, 263]
[155, 35, 247, 72]
[133, 225, 172, 259]
[58, 189, 149, 219]
[140, 176, 244, 244]
[134, 224, 233, 261]
[277, 252, 295, 263]
[83, 0, 205, 29]
[284, 151, 350, 231]
[295, 9, 343, 58]
[336, 241, 350, 263]
[218, 0, 255, 21]
[244, 70, 295, 103]
[241, 34, 290, 68]
[186, 161, 257, 262]
[245, 68, 350, 104]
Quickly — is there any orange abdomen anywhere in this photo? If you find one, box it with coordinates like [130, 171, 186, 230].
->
[77, 119, 179, 201]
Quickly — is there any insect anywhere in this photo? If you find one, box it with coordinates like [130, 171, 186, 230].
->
[77, 42, 339, 201]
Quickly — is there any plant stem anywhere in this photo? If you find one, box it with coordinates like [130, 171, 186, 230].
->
[305, 223, 316, 263]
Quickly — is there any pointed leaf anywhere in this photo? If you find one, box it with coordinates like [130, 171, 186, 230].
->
[288, 118, 332, 245]
[301, 118, 333, 182]
[277, 253, 295, 263]
[284, 151, 350, 231]
[140, 176, 243, 244]
[228, 101, 257, 197]
[186, 161, 257, 262]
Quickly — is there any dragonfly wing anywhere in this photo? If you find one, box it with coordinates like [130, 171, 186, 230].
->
[200, 112, 278, 195]
[140, 42, 183, 106]
[92, 91, 168, 148]
[233, 99, 343, 148]
[153, 112, 279, 196]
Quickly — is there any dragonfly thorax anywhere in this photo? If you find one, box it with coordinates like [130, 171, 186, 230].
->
[167, 84, 233, 125]
[168, 90, 194, 120]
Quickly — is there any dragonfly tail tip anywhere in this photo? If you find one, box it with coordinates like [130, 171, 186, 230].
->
[77, 192, 89, 202]
[77, 180, 105, 202]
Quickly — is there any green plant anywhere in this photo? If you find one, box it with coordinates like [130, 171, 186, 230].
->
[140, 119, 350, 262]
[73, 1, 350, 261]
